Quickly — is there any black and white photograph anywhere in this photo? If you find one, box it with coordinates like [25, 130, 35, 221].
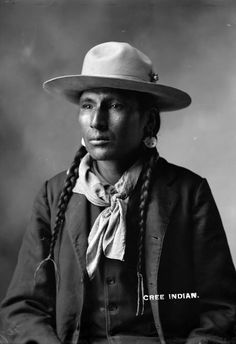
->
[0, 1, 236, 343]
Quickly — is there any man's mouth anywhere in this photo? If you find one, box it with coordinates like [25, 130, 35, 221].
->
[89, 136, 111, 144]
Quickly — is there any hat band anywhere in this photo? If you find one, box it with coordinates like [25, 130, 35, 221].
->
[82, 73, 157, 83]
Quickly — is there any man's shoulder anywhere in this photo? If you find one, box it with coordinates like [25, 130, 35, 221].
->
[157, 157, 204, 189]
[47, 170, 67, 189]
[41, 170, 67, 206]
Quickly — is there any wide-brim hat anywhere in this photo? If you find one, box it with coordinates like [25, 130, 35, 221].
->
[43, 42, 191, 112]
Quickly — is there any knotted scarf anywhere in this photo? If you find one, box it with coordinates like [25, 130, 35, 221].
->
[72, 153, 143, 279]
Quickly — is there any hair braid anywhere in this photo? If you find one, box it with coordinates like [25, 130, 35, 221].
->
[34, 145, 87, 284]
[136, 147, 159, 316]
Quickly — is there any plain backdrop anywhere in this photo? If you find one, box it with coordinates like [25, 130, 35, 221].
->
[0, 0, 236, 303]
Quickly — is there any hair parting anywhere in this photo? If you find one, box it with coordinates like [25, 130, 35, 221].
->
[34, 145, 87, 286]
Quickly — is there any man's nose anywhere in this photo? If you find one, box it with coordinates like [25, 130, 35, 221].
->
[90, 106, 108, 130]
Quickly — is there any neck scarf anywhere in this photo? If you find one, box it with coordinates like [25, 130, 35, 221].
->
[72, 153, 143, 279]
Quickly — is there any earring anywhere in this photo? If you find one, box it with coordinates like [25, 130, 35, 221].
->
[81, 137, 86, 147]
[143, 136, 157, 148]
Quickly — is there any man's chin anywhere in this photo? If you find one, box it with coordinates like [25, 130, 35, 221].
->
[87, 147, 116, 161]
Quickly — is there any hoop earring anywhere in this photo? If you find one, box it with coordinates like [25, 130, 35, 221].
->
[143, 136, 157, 148]
[81, 137, 86, 147]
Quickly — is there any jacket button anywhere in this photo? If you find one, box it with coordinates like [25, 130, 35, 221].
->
[106, 277, 115, 285]
[108, 304, 118, 312]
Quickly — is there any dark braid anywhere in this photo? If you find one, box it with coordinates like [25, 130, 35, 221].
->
[136, 147, 159, 316]
[34, 145, 87, 284]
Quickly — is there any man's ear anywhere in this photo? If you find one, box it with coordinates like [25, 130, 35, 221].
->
[144, 107, 158, 136]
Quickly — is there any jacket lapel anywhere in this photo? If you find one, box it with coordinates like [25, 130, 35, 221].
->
[145, 158, 178, 342]
[65, 192, 89, 275]
[145, 175, 177, 285]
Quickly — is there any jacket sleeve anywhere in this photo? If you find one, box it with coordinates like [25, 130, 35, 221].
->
[0, 181, 62, 344]
[186, 178, 236, 344]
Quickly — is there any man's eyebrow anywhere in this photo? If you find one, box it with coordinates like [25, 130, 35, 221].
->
[79, 96, 96, 103]
[79, 93, 127, 103]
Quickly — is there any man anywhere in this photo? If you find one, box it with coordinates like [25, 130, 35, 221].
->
[0, 42, 236, 344]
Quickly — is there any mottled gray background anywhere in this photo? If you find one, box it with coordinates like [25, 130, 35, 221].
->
[0, 0, 236, 303]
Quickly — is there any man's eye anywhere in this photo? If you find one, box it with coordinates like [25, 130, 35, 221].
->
[110, 103, 124, 111]
[81, 103, 93, 110]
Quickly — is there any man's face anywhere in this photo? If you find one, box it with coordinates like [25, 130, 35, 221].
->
[78, 88, 148, 161]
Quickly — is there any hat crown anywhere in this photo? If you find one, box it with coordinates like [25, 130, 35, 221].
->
[82, 42, 153, 82]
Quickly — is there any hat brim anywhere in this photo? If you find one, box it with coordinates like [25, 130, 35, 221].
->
[43, 75, 191, 112]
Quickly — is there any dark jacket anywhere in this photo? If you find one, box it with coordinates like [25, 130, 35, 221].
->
[1, 157, 236, 344]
